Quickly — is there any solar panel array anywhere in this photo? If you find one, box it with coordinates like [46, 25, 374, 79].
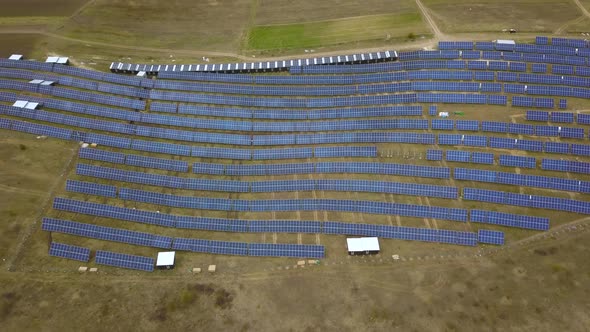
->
[477, 229, 505, 245]
[197, 162, 450, 178]
[106, 186, 470, 221]
[95, 250, 155, 272]
[464, 188, 590, 215]
[454, 168, 590, 194]
[48, 242, 91, 262]
[470, 209, 549, 231]
[498, 155, 536, 169]
[541, 159, 590, 174]
[42, 217, 327, 258]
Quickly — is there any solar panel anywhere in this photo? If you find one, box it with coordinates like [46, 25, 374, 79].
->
[470, 209, 549, 231]
[95, 250, 154, 272]
[477, 229, 505, 245]
[65, 179, 117, 197]
[499, 155, 536, 169]
[426, 149, 443, 161]
[48, 242, 91, 262]
[248, 243, 324, 258]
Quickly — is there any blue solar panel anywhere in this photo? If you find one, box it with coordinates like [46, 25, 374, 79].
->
[431, 119, 454, 130]
[551, 112, 574, 123]
[526, 110, 549, 122]
[48, 242, 91, 262]
[471, 152, 494, 164]
[531, 63, 547, 73]
[314, 146, 376, 158]
[125, 154, 189, 172]
[544, 142, 570, 154]
[42, 217, 173, 249]
[470, 209, 549, 231]
[65, 179, 117, 197]
[426, 149, 443, 161]
[248, 243, 324, 258]
[572, 144, 590, 156]
[558, 99, 567, 109]
[481, 121, 508, 133]
[477, 229, 505, 245]
[499, 155, 536, 168]
[446, 150, 471, 163]
[456, 120, 479, 131]
[579, 114, 590, 125]
[535, 36, 549, 45]
[95, 250, 154, 272]
[78, 148, 125, 164]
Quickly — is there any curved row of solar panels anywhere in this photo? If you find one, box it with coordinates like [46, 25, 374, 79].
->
[71, 162, 459, 197]
[3, 119, 590, 160]
[65, 181, 470, 222]
[110, 50, 397, 74]
[51, 198, 482, 246]
[42, 218, 326, 260]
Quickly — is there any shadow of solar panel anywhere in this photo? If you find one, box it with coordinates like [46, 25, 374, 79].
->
[49, 242, 91, 262]
[95, 250, 154, 272]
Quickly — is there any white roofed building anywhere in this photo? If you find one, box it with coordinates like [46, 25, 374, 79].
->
[346, 237, 380, 255]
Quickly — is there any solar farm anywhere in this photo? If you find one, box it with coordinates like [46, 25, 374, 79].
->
[1, 1, 590, 331]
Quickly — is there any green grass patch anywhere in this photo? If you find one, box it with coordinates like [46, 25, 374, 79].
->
[246, 13, 426, 51]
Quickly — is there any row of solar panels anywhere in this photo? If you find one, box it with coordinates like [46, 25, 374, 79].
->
[536, 37, 589, 48]
[55, 198, 504, 248]
[152, 103, 424, 119]
[6, 103, 585, 145]
[464, 187, 590, 215]
[435, 120, 585, 139]
[53, 197, 500, 246]
[67, 181, 470, 221]
[427, 150, 537, 167]
[43, 218, 325, 262]
[0, 58, 147, 87]
[0, 68, 149, 99]
[527, 110, 590, 124]
[81, 144, 590, 178]
[53, 194, 542, 235]
[72, 162, 459, 198]
[292, 55, 590, 74]
[15, 66, 590, 99]
[158, 61, 590, 83]
[455, 168, 590, 194]
[80, 148, 450, 178]
[109, 50, 397, 74]
[439, 40, 590, 57]
[1, 78, 525, 107]
[0, 80, 145, 110]
[3, 119, 590, 159]
[49, 243, 156, 271]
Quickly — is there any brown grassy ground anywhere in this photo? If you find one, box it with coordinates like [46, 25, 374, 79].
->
[0, 0, 90, 17]
[422, 0, 582, 33]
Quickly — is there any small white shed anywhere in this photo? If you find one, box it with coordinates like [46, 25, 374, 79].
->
[346, 237, 380, 255]
[156, 251, 175, 270]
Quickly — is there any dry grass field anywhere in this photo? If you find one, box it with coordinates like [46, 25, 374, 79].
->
[1, 0, 590, 331]
[422, 0, 582, 33]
